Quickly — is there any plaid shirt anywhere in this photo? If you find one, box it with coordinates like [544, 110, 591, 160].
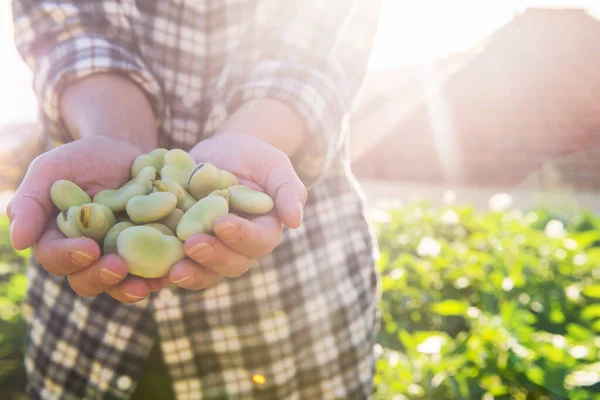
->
[12, 0, 382, 399]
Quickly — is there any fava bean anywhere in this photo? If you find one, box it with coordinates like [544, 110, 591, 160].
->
[131, 148, 168, 178]
[160, 149, 196, 190]
[76, 203, 117, 242]
[228, 184, 274, 214]
[126, 192, 178, 224]
[153, 179, 196, 211]
[93, 166, 157, 212]
[176, 191, 229, 241]
[157, 208, 184, 232]
[187, 162, 238, 200]
[57, 206, 84, 238]
[144, 222, 175, 236]
[117, 225, 185, 278]
[103, 221, 135, 254]
[50, 180, 91, 211]
[120, 165, 158, 191]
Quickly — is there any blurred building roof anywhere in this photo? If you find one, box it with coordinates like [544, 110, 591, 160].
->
[351, 7, 600, 191]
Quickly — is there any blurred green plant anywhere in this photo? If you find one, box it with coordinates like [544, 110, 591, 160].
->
[1, 198, 600, 399]
[0, 214, 29, 400]
[371, 198, 600, 399]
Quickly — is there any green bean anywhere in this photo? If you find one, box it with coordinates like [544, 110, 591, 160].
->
[131, 148, 168, 178]
[117, 225, 185, 278]
[187, 162, 238, 200]
[75, 203, 117, 242]
[56, 206, 84, 238]
[103, 221, 135, 254]
[157, 208, 184, 232]
[144, 222, 175, 236]
[93, 166, 156, 212]
[160, 149, 196, 190]
[228, 185, 274, 214]
[176, 191, 229, 241]
[125, 192, 178, 224]
[153, 179, 196, 211]
[50, 180, 91, 211]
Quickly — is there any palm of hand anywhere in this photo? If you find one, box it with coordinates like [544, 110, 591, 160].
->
[42, 137, 142, 196]
[8, 136, 160, 303]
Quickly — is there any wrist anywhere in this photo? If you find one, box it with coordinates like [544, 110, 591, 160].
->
[59, 73, 159, 152]
[215, 98, 307, 157]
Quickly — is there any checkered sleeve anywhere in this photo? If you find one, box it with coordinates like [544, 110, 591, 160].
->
[205, 0, 382, 187]
[11, 0, 164, 144]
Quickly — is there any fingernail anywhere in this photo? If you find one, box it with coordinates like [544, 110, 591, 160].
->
[69, 250, 94, 266]
[99, 268, 124, 284]
[173, 276, 195, 285]
[125, 293, 146, 302]
[188, 243, 214, 260]
[214, 222, 241, 241]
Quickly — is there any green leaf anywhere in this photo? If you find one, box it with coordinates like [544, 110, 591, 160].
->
[581, 305, 600, 321]
[431, 300, 469, 316]
[582, 285, 600, 299]
[571, 231, 600, 248]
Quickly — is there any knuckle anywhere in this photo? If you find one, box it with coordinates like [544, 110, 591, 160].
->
[34, 252, 65, 277]
[27, 153, 46, 174]
[254, 241, 276, 258]
[222, 261, 251, 278]
[67, 277, 94, 297]
[254, 228, 282, 257]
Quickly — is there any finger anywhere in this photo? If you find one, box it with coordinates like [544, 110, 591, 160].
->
[66, 254, 128, 297]
[33, 219, 101, 276]
[257, 153, 307, 229]
[7, 161, 57, 250]
[167, 258, 222, 290]
[146, 278, 166, 292]
[212, 213, 282, 259]
[106, 276, 152, 304]
[183, 232, 253, 278]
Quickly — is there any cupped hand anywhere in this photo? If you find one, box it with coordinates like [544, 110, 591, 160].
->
[7, 136, 157, 303]
[160, 131, 308, 290]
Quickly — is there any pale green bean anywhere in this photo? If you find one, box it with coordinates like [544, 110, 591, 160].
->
[228, 185, 274, 214]
[57, 206, 84, 238]
[176, 191, 229, 241]
[117, 225, 185, 278]
[93, 166, 156, 212]
[144, 222, 175, 236]
[125, 192, 178, 224]
[75, 203, 117, 242]
[160, 149, 196, 190]
[153, 179, 196, 211]
[157, 208, 184, 232]
[103, 221, 135, 254]
[188, 162, 238, 200]
[50, 180, 91, 211]
[131, 148, 168, 178]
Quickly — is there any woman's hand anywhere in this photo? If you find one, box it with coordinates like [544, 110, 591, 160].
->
[7, 136, 160, 303]
[160, 131, 308, 290]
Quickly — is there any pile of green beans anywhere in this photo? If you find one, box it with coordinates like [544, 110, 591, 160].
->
[50, 149, 274, 278]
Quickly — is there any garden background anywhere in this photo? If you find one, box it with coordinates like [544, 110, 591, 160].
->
[2, 1, 600, 399]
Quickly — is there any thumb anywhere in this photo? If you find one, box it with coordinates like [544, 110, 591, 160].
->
[7, 166, 55, 251]
[262, 157, 307, 229]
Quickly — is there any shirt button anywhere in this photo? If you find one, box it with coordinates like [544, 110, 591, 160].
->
[116, 375, 132, 391]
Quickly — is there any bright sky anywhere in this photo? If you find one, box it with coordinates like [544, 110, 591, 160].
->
[1, 0, 599, 126]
